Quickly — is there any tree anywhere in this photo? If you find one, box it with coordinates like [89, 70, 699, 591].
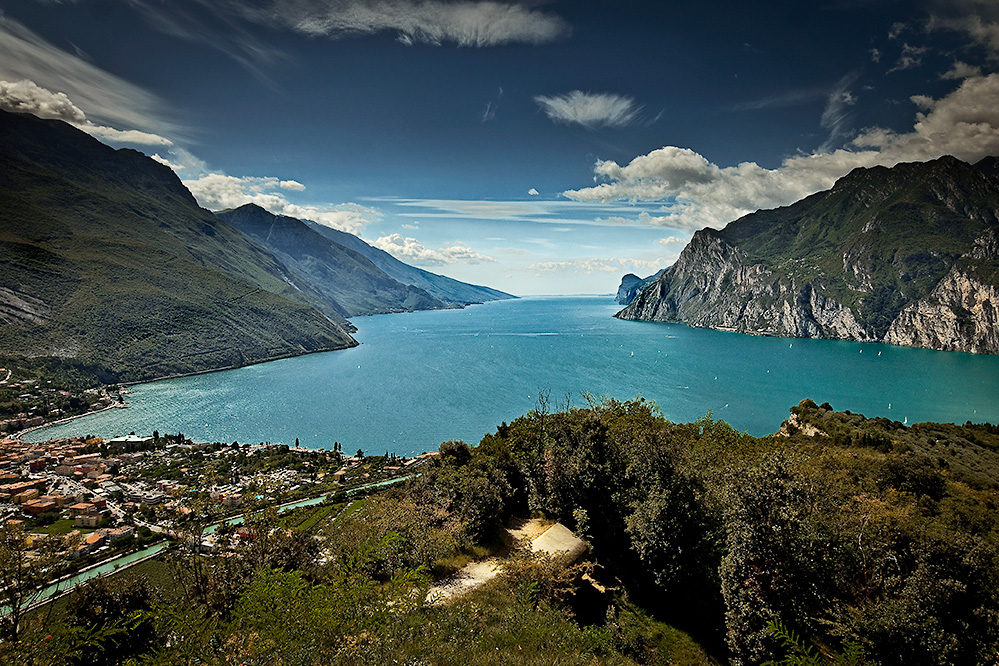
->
[719, 453, 831, 665]
[0, 522, 69, 643]
[62, 575, 160, 665]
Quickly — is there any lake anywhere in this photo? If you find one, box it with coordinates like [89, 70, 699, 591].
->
[26, 295, 999, 455]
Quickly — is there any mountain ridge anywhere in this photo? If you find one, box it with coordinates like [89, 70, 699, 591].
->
[215, 204, 448, 317]
[617, 156, 999, 354]
[301, 219, 515, 306]
[0, 110, 359, 381]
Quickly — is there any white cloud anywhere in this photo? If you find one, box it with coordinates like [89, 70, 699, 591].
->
[564, 73, 999, 230]
[150, 153, 184, 170]
[735, 87, 826, 111]
[528, 187, 539, 195]
[394, 198, 546, 219]
[373, 233, 495, 265]
[888, 43, 928, 72]
[122, 0, 288, 80]
[0, 78, 85, 122]
[261, 0, 570, 47]
[656, 236, 687, 247]
[529, 257, 667, 276]
[819, 73, 860, 152]
[534, 91, 641, 129]
[596, 211, 675, 226]
[182, 173, 380, 235]
[279, 179, 306, 191]
[384, 196, 693, 230]
[0, 16, 178, 138]
[941, 61, 983, 79]
[0, 78, 174, 146]
[929, 10, 999, 59]
[80, 122, 174, 146]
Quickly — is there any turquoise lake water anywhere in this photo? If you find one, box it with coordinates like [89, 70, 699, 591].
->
[27, 295, 999, 455]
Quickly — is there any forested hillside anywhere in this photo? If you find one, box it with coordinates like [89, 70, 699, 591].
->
[4, 399, 997, 665]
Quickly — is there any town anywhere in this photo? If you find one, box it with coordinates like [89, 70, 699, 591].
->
[0, 430, 438, 589]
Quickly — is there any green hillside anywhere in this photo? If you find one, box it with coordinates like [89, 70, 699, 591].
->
[0, 110, 357, 381]
[719, 156, 999, 336]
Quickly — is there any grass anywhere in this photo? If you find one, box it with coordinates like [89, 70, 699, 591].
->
[32, 519, 90, 537]
[25, 557, 176, 627]
[294, 503, 336, 532]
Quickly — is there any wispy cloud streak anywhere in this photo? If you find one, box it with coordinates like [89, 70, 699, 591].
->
[259, 0, 570, 46]
[0, 15, 179, 138]
[534, 91, 641, 129]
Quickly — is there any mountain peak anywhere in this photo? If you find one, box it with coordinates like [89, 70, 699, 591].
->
[618, 156, 999, 353]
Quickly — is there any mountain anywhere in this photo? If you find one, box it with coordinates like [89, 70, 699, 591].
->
[615, 270, 665, 305]
[301, 219, 514, 306]
[0, 110, 358, 381]
[617, 156, 999, 354]
[216, 204, 446, 317]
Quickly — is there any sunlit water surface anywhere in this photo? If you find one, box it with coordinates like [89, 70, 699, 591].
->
[28, 296, 999, 455]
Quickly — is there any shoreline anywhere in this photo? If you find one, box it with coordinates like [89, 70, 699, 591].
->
[119, 342, 360, 387]
[14, 402, 128, 442]
[12, 343, 363, 443]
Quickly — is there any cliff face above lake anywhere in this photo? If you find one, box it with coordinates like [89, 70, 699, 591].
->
[615, 270, 665, 305]
[617, 156, 999, 354]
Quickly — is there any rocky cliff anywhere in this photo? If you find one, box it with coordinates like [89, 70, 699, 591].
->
[617, 157, 999, 354]
[615, 270, 665, 305]
[883, 228, 999, 353]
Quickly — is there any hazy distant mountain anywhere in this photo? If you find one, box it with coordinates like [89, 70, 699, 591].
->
[618, 156, 999, 354]
[0, 110, 357, 381]
[301, 220, 515, 306]
[216, 204, 446, 316]
[615, 270, 665, 305]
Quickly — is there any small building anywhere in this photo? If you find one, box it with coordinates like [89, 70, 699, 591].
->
[13, 488, 39, 504]
[221, 493, 242, 508]
[69, 502, 95, 515]
[23, 500, 56, 516]
[74, 513, 103, 528]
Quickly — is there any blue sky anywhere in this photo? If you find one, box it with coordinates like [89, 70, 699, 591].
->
[2, 1, 999, 295]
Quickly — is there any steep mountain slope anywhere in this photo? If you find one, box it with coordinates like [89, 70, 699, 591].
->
[617, 156, 999, 353]
[0, 110, 358, 381]
[302, 220, 514, 305]
[216, 204, 445, 316]
[615, 270, 665, 305]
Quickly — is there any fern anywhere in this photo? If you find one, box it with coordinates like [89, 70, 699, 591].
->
[763, 619, 869, 666]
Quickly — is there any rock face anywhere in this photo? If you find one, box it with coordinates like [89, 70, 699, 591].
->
[883, 229, 999, 353]
[617, 157, 999, 354]
[615, 270, 665, 305]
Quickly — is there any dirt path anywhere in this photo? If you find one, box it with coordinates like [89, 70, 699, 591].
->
[425, 517, 553, 604]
